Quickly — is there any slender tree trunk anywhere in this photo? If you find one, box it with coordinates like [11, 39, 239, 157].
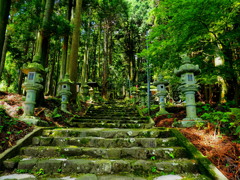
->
[97, 21, 102, 81]
[33, 0, 54, 66]
[102, 27, 109, 99]
[68, 0, 83, 100]
[0, 0, 11, 67]
[81, 20, 91, 86]
[91, 34, 98, 82]
[222, 45, 239, 105]
[33, 0, 54, 105]
[60, 0, 72, 79]
[0, 34, 8, 80]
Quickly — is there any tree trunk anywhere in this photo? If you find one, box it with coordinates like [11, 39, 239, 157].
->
[222, 45, 239, 105]
[0, 34, 8, 80]
[60, 0, 72, 79]
[102, 27, 109, 100]
[33, 0, 54, 105]
[81, 20, 91, 86]
[33, 0, 54, 66]
[68, 0, 83, 100]
[97, 21, 102, 81]
[0, 0, 11, 67]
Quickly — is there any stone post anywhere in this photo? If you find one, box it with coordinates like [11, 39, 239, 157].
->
[20, 62, 46, 125]
[58, 74, 72, 112]
[174, 54, 204, 127]
[153, 75, 169, 115]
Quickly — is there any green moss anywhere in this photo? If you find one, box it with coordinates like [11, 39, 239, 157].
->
[80, 138, 90, 145]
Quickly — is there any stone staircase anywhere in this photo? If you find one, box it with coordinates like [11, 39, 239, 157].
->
[1, 104, 211, 179]
[70, 104, 153, 128]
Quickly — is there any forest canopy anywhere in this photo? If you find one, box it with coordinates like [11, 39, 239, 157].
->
[0, 0, 239, 105]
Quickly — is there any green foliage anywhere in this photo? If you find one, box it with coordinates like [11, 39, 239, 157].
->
[51, 108, 62, 118]
[168, 152, 175, 159]
[35, 168, 45, 176]
[201, 110, 239, 139]
[0, 107, 17, 133]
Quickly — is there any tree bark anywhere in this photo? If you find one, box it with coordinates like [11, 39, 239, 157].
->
[102, 27, 110, 100]
[0, 34, 8, 80]
[68, 0, 83, 99]
[0, 0, 11, 68]
[60, 0, 72, 79]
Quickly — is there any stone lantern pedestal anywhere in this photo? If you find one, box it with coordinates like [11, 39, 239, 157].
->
[20, 62, 47, 126]
[59, 74, 72, 112]
[174, 54, 205, 127]
[154, 75, 169, 115]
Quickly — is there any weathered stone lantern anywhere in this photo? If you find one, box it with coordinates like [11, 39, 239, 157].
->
[20, 62, 45, 125]
[174, 54, 203, 127]
[58, 74, 72, 112]
[153, 75, 169, 115]
[139, 86, 147, 107]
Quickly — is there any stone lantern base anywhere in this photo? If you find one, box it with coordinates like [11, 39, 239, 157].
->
[19, 116, 48, 126]
[175, 119, 207, 128]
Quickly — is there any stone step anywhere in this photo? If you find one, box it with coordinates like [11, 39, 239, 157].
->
[32, 136, 179, 148]
[79, 116, 146, 120]
[71, 119, 148, 124]
[73, 122, 150, 128]
[86, 113, 140, 117]
[4, 158, 198, 175]
[42, 128, 172, 138]
[0, 173, 211, 180]
[20, 146, 188, 159]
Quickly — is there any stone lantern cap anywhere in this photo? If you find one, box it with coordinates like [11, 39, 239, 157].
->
[21, 62, 45, 75]
[174, 54, 200, 77]
[153, 75, 169, 86]
[59, 74, 72, 85]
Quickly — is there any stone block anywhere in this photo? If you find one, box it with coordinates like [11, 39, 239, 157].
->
[62, 159, 93, 174]
[90, 160, 112, 174]
[60, 147, 82, 157]
[36, 159, 62, 174]
[111, 160, 131, 173]
[18, 159, 37, 170]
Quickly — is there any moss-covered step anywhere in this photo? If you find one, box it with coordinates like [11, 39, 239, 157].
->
[4, 158, 198, 175]
[78, 116, 147, 120]
[41, 128, 172, 138]
[20, 146, 188, 159]
[73, 122, 150, 128]
[71, 119, 148, 124]
[32, 136, 178, 148]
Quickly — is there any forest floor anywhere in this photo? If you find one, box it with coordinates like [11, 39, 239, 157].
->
[154, 107, 240, 180]
[0, 92, 239, 180]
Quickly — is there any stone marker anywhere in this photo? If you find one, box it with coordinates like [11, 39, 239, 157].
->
[59, 74, 72, 112]
[154, 75, 169, 115]
[174, 54, 205, 127]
